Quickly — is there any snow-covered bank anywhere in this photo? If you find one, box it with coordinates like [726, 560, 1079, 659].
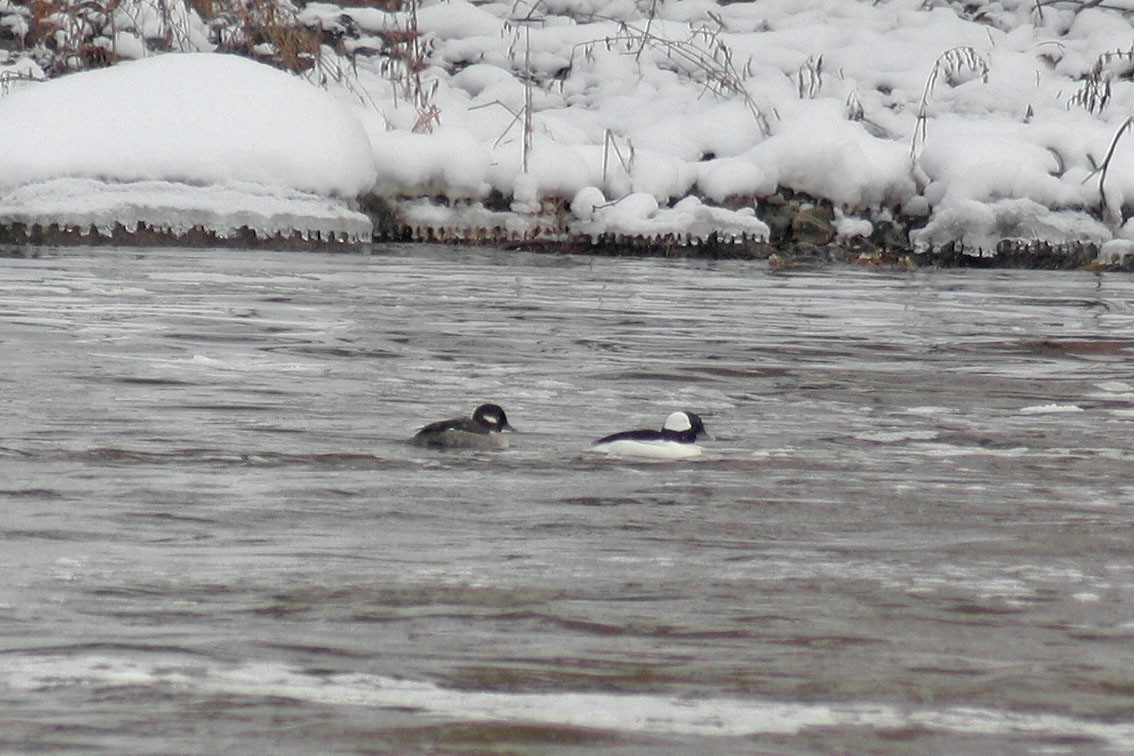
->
[4, 0, 1134, 265]
[0, 53, 374, 242]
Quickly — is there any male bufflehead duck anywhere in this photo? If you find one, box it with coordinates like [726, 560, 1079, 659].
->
[592, 411, 709, 460]
[411, 404, 515, 450]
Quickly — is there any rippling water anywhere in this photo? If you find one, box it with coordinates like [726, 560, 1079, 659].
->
[4, 245, 1134, 754]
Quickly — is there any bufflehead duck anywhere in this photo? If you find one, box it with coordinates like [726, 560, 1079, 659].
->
[592, 411, 709, 460]
[411, 404, 515, 450]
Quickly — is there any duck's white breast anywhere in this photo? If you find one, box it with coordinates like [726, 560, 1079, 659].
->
[593, 438, 701, 460]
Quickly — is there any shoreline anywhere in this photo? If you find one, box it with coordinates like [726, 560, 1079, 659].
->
[1, 187, 1124, 271]
[6, 2, 1134, 270]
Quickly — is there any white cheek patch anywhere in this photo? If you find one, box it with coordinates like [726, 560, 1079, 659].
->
[482, 413, 500, 425]
[663, 412, 692, 432]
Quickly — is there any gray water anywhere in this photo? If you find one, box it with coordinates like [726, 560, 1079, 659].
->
[3, 244, 1134, 754]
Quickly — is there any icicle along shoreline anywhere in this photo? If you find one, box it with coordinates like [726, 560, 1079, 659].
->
[4, 0, 1134, 270]
[0, 186, 1114, 271]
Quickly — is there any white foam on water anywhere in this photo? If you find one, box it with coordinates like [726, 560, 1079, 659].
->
[1018, 403, 1084, 415]
[904, 406, 960, 417]
[4, 653, 1134, 748]
[1094, 382, 1134, 394]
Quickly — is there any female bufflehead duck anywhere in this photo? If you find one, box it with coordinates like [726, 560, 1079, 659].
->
[592, 411, 709, 460]
[411, 403, 515, 450]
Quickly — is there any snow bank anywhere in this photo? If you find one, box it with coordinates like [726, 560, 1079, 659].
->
[370, 127, 492, 199]
[4, 0, 1134, 256]
[744, 100, 916, 208]
[0, 53, 376, 240]
[320, 0, 1133, 254]
[0, 53, 375, 194]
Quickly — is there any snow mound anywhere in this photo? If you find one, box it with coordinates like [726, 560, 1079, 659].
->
[0, 53, 376, 240]
[911, 198, 1110, 252]
[571, 191, 769, 242]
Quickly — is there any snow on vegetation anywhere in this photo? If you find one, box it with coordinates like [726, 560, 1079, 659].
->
[2, 0, 1134, 260]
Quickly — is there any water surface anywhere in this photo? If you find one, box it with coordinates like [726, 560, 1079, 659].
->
[3, 245, 1134, 753]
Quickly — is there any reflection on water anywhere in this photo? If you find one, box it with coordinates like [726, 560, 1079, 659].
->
[3, 245, 1134, 753]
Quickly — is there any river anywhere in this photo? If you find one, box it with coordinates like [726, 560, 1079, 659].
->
[3, 244, 1134, 754]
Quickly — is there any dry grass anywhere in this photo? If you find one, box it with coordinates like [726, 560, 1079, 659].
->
[22, 0, 120, 74]
[797, 54, 823, 99]
[372, 0, 440, 132]
[1068, 48, 1134, 114]
[188, 0, 321, 74]
[565, 11, 772, 137]
[910, 46, 989, 163]
[6, 0, 327, 77]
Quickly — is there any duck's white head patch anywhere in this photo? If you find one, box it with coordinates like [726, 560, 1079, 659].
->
[663, 411, 693, 432]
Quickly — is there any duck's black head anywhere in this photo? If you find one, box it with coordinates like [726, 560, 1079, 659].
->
[473, 403, 514, 432]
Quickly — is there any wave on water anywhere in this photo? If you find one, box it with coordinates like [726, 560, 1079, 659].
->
[3, 652, 1134, 749]
[1018, 403, 1085, 415]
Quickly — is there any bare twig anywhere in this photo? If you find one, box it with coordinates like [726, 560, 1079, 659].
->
[1090, 115, 1134, 223]
[522, 25, 533, 172]
[0, 68, 46, 96]
[602, 129, 634, 185]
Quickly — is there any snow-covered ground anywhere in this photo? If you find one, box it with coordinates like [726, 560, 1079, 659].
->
[3, 0, 1134, 259]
